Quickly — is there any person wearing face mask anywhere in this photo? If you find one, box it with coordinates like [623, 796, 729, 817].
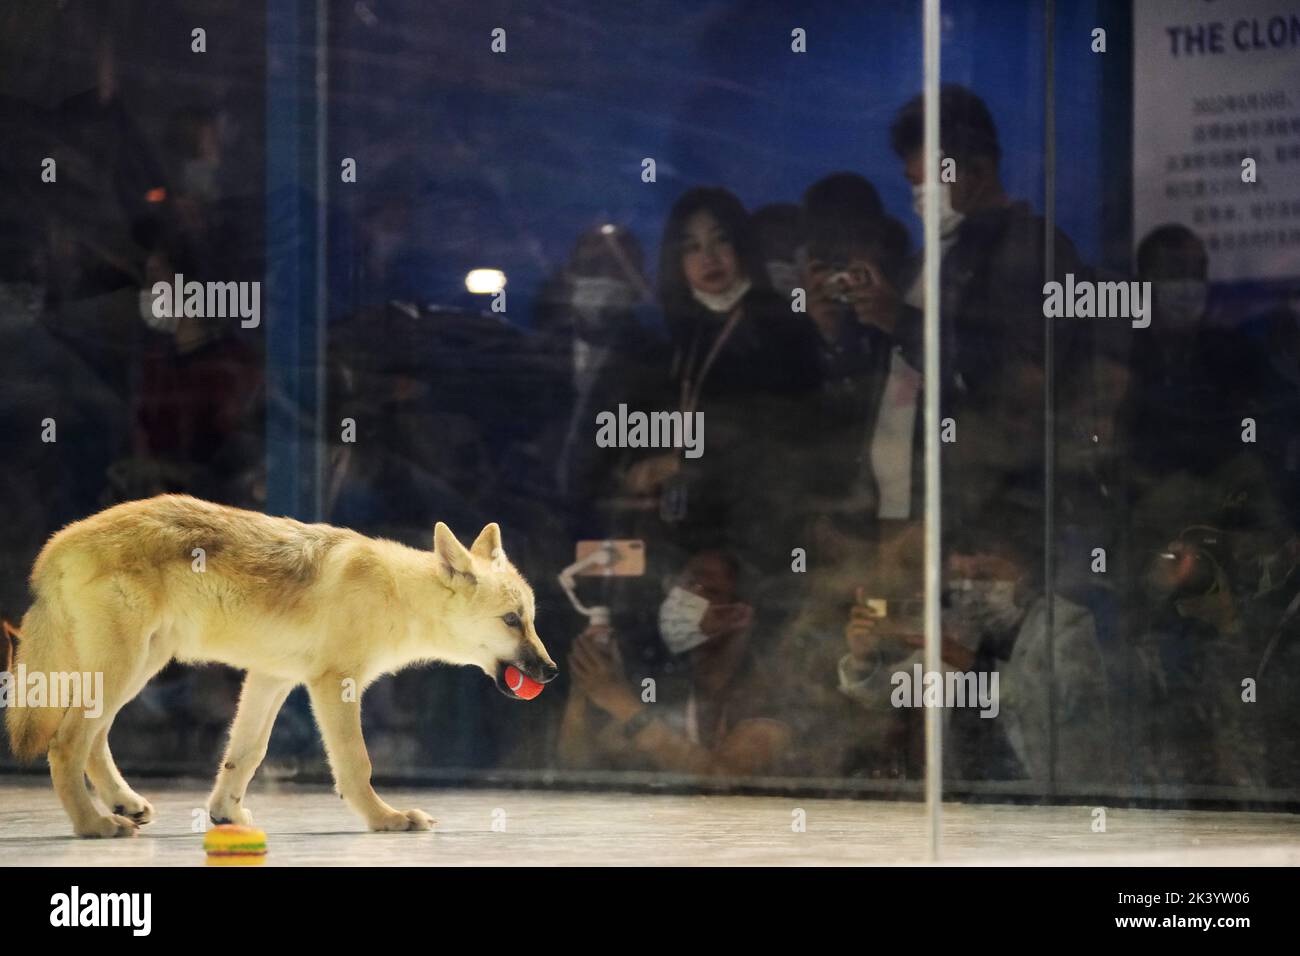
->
[1119, 224, 1246, 490]
[751, 202, 805, 299]
[848, 86, 1092, 575]
[1124, 227, 1300, 582]
[1117, 222, 1300, 627]
[556, 548, 791, 776]
[1117, 230, 1290, 789]
[951, 545, 1111, 788]
[621, 188, 821, 568]
[532, 226, 664, 536]
[837, 533, 1112, 787]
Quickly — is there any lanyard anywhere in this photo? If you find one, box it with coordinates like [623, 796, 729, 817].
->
[678, 304, 745, 416]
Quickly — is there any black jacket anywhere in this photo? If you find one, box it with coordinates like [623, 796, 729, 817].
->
[892, 200, 1091, 545]
[653, 286, 824, 562]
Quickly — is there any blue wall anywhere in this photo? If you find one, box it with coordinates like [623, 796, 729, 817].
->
[329, 0, 1111, 323]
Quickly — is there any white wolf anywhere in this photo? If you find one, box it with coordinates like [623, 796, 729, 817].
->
[3, 495, 557, 838]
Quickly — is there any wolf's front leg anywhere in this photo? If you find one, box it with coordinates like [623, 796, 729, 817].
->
[306, 676, 435, 832]
[208, 672, 295, 825]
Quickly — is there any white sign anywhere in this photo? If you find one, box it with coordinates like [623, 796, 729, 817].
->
[1134, 0, 1300, 281]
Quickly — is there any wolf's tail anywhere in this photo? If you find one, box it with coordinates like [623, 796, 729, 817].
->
[4, 602, 71, 761]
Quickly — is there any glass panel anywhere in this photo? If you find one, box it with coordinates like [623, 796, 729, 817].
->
[4, 0, 1295, 868]
[1, 0, 938, 862]
[1104, 0, 1300, 808]
[320, 0, 932, 807]
[937, 0, 1300, 861]
[0, 2, 270, 770]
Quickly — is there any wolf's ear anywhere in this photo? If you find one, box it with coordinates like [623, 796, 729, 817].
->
[470, 522, 502, 562]
[433, 522, 474, 579]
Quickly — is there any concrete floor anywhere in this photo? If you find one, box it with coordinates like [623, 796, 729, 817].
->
[0, 779, 1296, 866]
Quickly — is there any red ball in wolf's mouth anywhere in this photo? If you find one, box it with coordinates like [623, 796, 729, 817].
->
[504, 665, 544, 699]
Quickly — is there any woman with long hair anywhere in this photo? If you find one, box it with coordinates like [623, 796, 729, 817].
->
[625, 187, 821, 566]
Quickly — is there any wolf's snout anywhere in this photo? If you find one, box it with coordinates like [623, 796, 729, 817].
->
[536, 661, 560, 684]
[494, 657, 558, 699]
[515, 658, 559, 684]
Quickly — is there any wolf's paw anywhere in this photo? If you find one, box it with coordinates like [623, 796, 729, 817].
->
[77, 814, 139, 839]
[369, 809, 436, 832]
[110, 794, 154, 825]
[208, 804, 254, 827]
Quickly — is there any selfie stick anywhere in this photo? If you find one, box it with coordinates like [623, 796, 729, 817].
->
[558, 542, 619, 629]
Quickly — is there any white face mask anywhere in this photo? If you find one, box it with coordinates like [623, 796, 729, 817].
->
[765, 260, 800, 296]
[945, 579, 1022, 644]
[139, 288, 180, 334]
[658, 586, 712, 655]
[1152, 279, 1208, 328]
[911, 182, 965, 238]
[691, 277, 751, 315]
[570, 276, 635, 329]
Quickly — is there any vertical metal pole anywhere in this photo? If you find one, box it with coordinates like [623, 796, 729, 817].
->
[265, 0, 327, 522]
[922, 0, 943, 863]
[261, 0, 328, 759]
[1043, 0, 1059, 796]
[313, 0, 329, 521]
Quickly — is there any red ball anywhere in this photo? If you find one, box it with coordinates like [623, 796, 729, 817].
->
[504, 665, 544, 700]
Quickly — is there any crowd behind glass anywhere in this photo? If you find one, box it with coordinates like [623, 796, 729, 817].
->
[1, 57, 1297, 798]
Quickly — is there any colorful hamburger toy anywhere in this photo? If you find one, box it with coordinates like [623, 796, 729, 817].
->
[204, 824, 268, 865]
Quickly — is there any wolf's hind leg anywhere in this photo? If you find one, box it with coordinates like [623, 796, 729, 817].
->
[49, 707, 138, 838]
[50, 620, 167, 839]
[86, 728, 154, 824]
[207, 672, 294, 825]
[306, 676, 434, 832]
[84, 643, 172, 826]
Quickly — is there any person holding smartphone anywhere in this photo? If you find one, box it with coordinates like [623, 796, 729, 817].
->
[557, 548, 791, 778]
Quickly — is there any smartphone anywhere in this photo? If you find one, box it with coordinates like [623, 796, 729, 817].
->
[859, 596, 923, 619]
[858, 595, 924, 658]
[575, 539, 646, 577]
[863, 598, 889, 618]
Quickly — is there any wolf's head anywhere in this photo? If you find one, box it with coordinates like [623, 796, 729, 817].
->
[432, 521, 558, 698]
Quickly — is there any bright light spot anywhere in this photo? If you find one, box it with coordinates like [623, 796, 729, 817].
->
[465, 269, 507, 294]
[599, 224, 616, 235]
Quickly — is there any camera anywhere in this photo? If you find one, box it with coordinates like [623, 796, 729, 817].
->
[823, 263, 872, 304]
[1147, 526, 1233, 600]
